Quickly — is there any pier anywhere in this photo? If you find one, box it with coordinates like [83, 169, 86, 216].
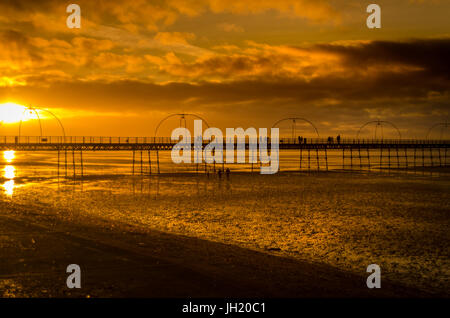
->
[0, 136, 448, 176]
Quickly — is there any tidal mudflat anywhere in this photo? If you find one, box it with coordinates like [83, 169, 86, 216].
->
[1, 171, 449, 296]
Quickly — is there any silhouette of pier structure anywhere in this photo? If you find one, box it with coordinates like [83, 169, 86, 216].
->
[3, 109, 449, 176]
[0, 135, 448, 176]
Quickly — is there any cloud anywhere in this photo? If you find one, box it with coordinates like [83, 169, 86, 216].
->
[218, 23, 244, 33]
[148, 38, 450, 89]
[154, 32, 196, 45]
[1, 77, 447, 136]
[2, 37, 448, 136]
[0, 0, 341, 35]
[313, 39, 450, 79]
[0, 0, 448, 136]
[72, 37, 115, 51]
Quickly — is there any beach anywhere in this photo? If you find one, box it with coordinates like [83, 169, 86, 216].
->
[1, 168, 448, 297]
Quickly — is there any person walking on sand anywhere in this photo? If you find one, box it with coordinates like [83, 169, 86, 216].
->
[218, 169, 222, 179]
[226, 168, 230, 180]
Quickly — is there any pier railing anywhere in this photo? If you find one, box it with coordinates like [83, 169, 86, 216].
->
[0, 136, 449, 145]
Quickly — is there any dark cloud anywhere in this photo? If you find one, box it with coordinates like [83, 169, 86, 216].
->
[314, 39, 450, 80]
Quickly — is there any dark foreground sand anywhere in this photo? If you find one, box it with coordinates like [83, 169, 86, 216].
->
[0, 171, 448, 297]
[0, 204, 432, 298]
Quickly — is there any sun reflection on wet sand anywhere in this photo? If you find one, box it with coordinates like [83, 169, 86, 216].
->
[3, 150, 15, 163]
[4, 165, 15, 179]
[2, 179, 14, 196]
[2, 151, 16, 196]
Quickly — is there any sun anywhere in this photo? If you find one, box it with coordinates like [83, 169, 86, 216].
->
[0, 102, 38, 124]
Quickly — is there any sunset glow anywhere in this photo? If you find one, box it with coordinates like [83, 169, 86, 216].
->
[0, 103, 38, 124]
[0, 1, 447, 137]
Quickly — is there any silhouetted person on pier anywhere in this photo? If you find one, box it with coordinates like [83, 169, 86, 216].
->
[337, 135, 341, 144]
[298, 136, 303, 144]
[303, 137, 307, 144]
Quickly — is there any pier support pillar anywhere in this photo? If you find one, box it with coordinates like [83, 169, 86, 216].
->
[438, 148, 442, 167]
[80, 149, 83, 177]
[140, 150, 143, 175]
[379, 146, 383, 171]
[430, 148, 434, 167]
[156, 150, 160, 174]
[350, 147, 353, 170]
[308, 148, 311, 171]
[388, 147, 391, 171]
[57, 149, 60, 178]
[299, 148, 302, 171]
[316, 148, 320, 172]
[132, 150, 135, 175]
[358, 147, 362, 170]
[148, 150, 152, 175]
[422, 147, 425, 168]
[445, 147, 447, 166]
[404, 148, 408, 168]
[65, 149, 68, 177]
[72, 149, 76, 178]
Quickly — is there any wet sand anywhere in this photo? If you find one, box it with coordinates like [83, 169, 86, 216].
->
[0, 171, 449, 297]
[0, 202, 432, 298]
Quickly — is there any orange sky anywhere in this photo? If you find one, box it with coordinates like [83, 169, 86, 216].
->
[0, 0, 449, 138]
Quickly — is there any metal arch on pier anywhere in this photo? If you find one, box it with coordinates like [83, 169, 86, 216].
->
[37, 108, 66, 139]
[272, 117, 320, 137]
[426, 122, 449, 139]
[154, 113, 210, 137]
[357, 120, 402, 139]
[18, 107, 43, 137]
[18, 106, 66, 139]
